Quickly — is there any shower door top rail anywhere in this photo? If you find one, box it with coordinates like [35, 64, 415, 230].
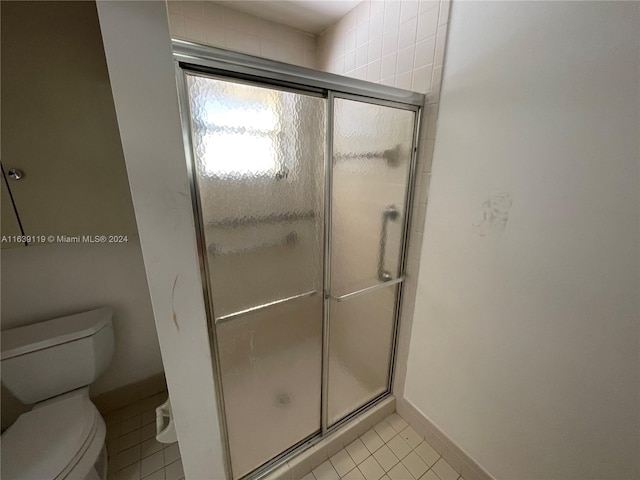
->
[173, 39, 425, 108]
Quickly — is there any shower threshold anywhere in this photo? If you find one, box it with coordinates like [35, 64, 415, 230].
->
[250, 395, 396, 480]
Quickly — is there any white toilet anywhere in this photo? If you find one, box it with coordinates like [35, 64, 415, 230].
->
[1, 307, 115, 480]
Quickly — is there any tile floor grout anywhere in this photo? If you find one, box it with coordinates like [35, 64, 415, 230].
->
[303, 413, 464, 480]
[105, 391, 184, 480]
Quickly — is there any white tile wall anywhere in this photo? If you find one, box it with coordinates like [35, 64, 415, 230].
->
[317, 0, 448, 96]
[316, 0, 452, 401]
[167, 1, 317, 68]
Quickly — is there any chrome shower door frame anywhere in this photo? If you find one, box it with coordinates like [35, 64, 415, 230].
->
[173, 40, 424, 480]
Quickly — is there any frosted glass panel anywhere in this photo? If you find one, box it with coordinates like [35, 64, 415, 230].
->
[328, 98, 415, 425]
[328, 285, 398, 425]
[331, 99, 415, 296]
[187, 74, 325, 318]
[218, 295, 323, 477]
[186, 74, 325, 479]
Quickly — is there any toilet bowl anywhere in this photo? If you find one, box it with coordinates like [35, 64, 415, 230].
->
[2, 389, 107, 480]
[1, 307, 115, 480]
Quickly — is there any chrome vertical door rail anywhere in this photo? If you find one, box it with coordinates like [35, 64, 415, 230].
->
[386, 106, 423, 393]
[321, 92, 335, 435]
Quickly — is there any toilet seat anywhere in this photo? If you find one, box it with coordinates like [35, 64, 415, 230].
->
[1, 392, 105, 480]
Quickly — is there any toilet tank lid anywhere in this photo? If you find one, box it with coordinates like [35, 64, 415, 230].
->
[1, 307, 114, 360]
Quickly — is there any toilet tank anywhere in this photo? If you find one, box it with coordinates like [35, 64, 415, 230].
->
[1, 307, 115, 404]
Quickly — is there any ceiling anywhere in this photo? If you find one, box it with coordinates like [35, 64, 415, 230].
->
[217, 1, 361, 34]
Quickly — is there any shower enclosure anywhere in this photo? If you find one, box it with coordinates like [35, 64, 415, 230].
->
[174, 41, 423, 480]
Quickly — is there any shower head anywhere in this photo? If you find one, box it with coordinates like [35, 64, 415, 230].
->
[382, 144, 401, 168]
[383, 205, 399, 221]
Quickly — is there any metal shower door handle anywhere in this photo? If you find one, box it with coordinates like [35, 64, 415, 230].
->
[327, 276, 404, 302]
[214, 290, 320, 324]
[378, 204, 399, 281]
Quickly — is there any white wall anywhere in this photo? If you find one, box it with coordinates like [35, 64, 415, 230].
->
[167, 1, 316, 68]
[0, 0, 162, 417]
[1, 240, 160, 396]
[404, 2, 640, 479]
[96, 2, 226, 478]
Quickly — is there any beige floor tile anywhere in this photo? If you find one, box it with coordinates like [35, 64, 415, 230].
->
[140, 423, 156, 442]
[388, 462, 414, 480]
[116, 462, 141, 480]
[361, 429, 384, 454]
[343, 468, 366, 480]
[107, 424, 121, 439]
[385, 414, 408, 434]
[140, 451, 164, 478]
[398, 427, 422, 449]
[313, 460, 340, 480]
[141, 438, 164, 459]
[108, 453, 118, 473]
[401, 452, 428, 479]
[431, 459, 458, 480]
[387, 435, 411, 460]
[300, 474, 315, 480]
[119, 430, 142, 452]
[141, 393, 167, 411]
[330, 449, 356, 477]
[163, 443, 181, 465]
[108, 437, 120, 455]
[413, 442, 439, 467]
[142, 409, 156, 426]
[372, 445, 399, 472]
[121, 415, 142, 435]
[346, 439, 371, 465]
[115, 445, 141, 471]
[359, 456, 385, 480]
[418, 471, 439, 480]
[142, 467, 165, 480]
[121, 403, 142, 420]
[373, 420, 397, 443]
[165, 459, 184, 480]
[106, 410, 123, 425]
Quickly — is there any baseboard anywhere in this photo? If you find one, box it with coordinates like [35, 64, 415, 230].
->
[396, 397, 495, 480]
[91, 373, 167, 415]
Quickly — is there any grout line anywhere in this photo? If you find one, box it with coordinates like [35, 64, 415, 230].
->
[326, 412, 455, 480]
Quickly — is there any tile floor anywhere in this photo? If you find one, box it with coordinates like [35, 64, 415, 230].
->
[303, 413, 464, 480]
[104, 392, 184, 480]
[105, 397, 462, 480]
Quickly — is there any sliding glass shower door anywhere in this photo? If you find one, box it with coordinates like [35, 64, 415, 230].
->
[185, 73, 326, 479]
[180, 62, 419, 479]
[327, 98, 416, 426]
